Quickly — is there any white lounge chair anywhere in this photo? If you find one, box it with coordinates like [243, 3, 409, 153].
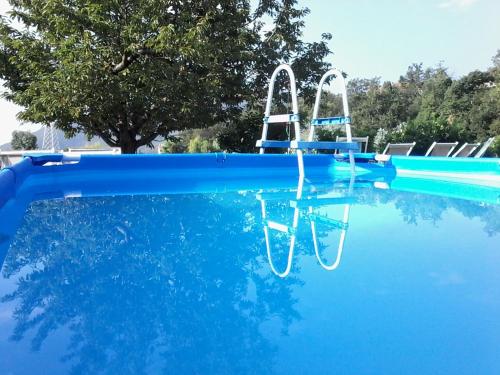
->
[452, 143, 480, 157]
[425, 142, 458, 157]
[474, 137, 496, 158]
[382, 142, 416, 156]
[336, 136, 369, 153]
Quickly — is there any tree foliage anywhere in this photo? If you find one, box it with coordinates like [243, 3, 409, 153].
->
[0, 0, 332, 153]
[319, 58, 499, 155]
[10, 130, 37, 150]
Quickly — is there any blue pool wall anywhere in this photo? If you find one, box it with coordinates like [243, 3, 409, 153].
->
[1, 153, 499, 206]
[391, 155, 500, 176]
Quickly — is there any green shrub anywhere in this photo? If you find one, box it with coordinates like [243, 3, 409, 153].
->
[160, 139, 186, 153]
[187, 136, 220, 153]
[489, 136, 500, 157]
[159, 131, 222, 154]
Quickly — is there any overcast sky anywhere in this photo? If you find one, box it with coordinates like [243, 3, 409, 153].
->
[1, 0, 499, 145]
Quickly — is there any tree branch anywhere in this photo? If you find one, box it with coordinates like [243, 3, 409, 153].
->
[111, 48, 160, 74]
[137, 131, 160, 147]
[90, 125, 118, 147]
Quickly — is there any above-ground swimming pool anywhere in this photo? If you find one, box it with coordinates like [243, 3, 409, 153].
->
[0, 153, 499, 374]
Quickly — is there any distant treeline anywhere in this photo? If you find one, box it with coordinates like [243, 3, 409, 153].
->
[163, 52, 500, 156]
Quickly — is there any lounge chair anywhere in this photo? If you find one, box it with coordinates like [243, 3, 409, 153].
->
[336, 136, 369, 153]
[425, 142, 458, 157]
[452, 143, 480, 157]
[474, 137, 496, 158]
[382, 142, 416, 156]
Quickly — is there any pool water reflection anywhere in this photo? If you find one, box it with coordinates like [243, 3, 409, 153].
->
[1, 177, 499, 374]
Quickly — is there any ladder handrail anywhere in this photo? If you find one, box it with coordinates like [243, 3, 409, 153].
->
[309, 68, 355, 173]
[309, 68, 351, 142]
[309, 174, 354, 271]
[262, 175, 304, 278]
[258, 63, 304, 175]
[311, 69, 349, 120]
[260, 64, 301, 151]
[263, 208, 299, 278]
[310, 204, 350, 271]
[264, 64, 300, 118]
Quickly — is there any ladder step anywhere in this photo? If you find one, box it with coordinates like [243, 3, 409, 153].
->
[264, 114, 300, 124]
[257, 191, 310, 201]
[290, 141, 359, 151]
[258, 191, 351, 202]
[311, 116, 351, 126]
[290, 196, 357, 208]
[307, 214, 348, 230]
[265, 220, 292, 233]
[256, 140, 292, 148]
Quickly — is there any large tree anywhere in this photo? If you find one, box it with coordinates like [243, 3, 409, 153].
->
[0, 0, 332, 153]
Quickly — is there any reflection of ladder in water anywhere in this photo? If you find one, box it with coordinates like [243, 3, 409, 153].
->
[258, 177, 304, 278]
[259, 175, 354, 278]
[298, 175, 354, 271]
[256, 65, 359, 177]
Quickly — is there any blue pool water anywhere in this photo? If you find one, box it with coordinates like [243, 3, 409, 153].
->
[0, 175, 499, 374]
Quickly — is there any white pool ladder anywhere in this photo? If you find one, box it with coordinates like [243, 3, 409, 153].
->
[256, 65, 359, 176]
[256, 64, 305, 176]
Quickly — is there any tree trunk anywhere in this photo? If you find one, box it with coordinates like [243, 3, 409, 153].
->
[119, 128, 139, 154]
[120, 140, 138, 154]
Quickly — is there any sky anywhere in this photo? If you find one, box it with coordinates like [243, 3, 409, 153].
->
[1, 0, 499, 145]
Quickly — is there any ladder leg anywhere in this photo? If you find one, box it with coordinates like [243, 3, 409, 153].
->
[263, 204, 300, 278]
[308, 124, 315, 142]
[259, 122, 269, 154]
[348, 149, 355, 174]
[297, 149, 304, 177]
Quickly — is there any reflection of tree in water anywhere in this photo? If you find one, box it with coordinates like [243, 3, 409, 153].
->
[358, 186, 499, 235]
[448, 199, 500, 236]
[2, 182, 497, 373]
[2, 193, 302, 375]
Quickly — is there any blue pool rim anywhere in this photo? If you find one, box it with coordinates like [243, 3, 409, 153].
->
[1, 153, 499, 203]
